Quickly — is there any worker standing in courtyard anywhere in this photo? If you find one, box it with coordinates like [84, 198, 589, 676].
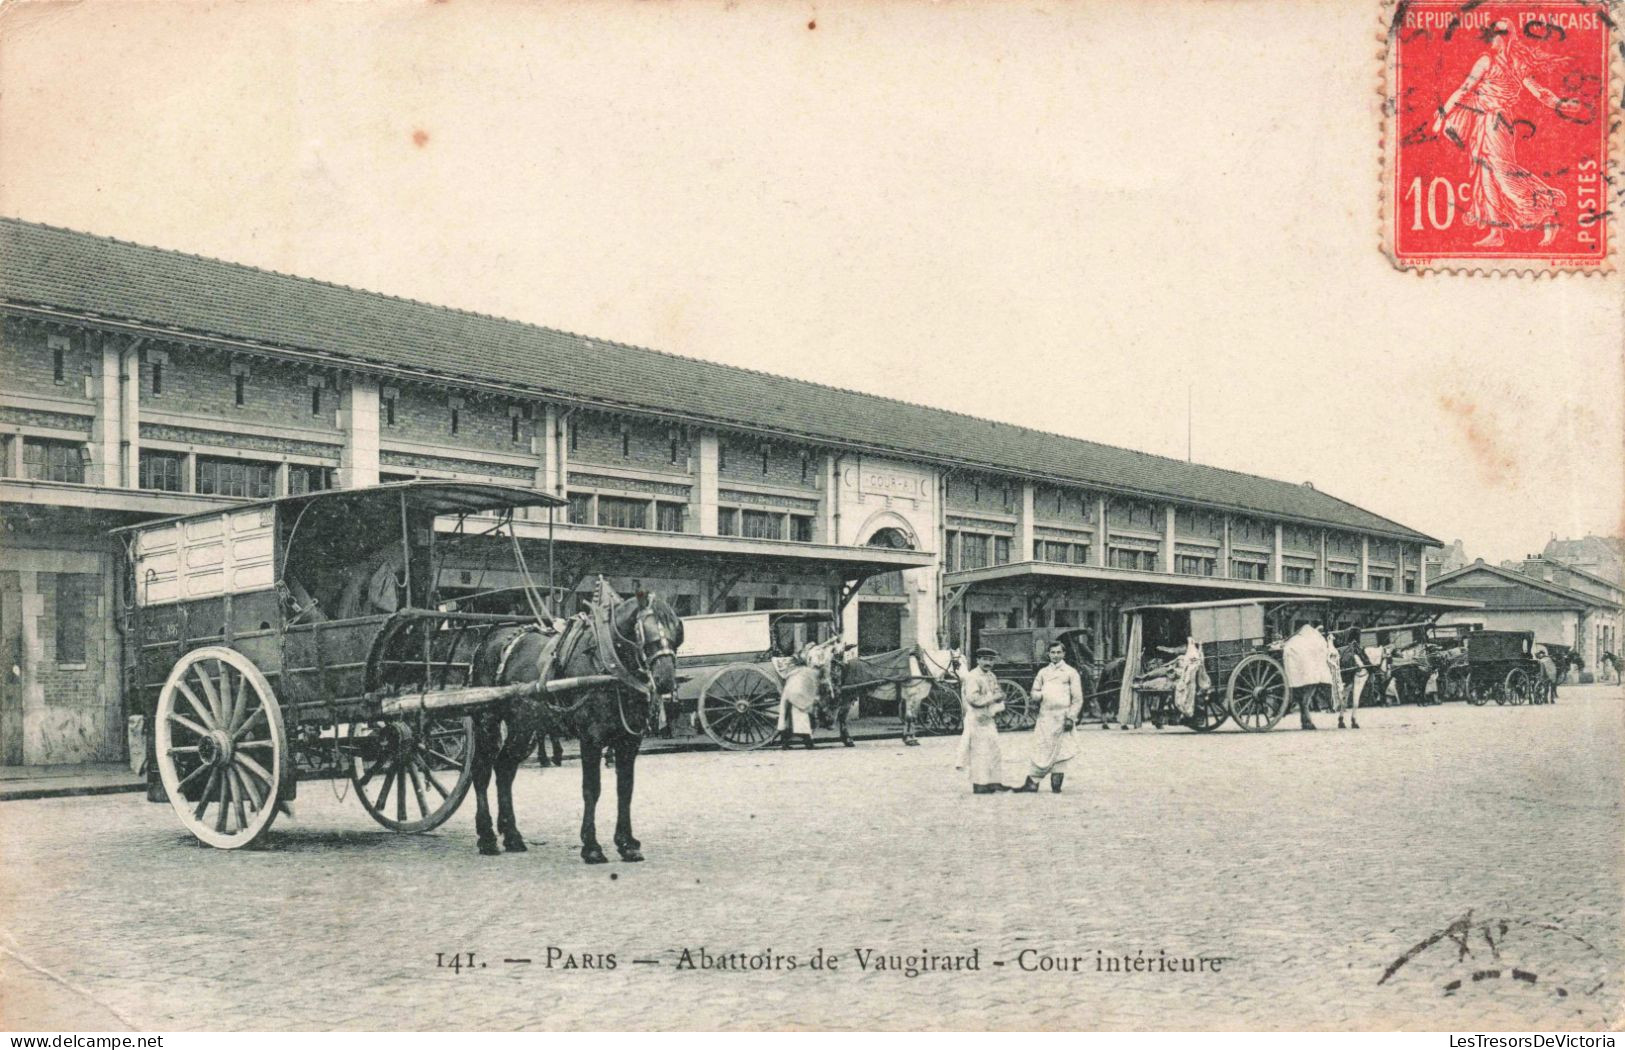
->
[1281, 622, 1330, 731]
[956, 647, 1009, 794]
[1014, 641, 1084, 794]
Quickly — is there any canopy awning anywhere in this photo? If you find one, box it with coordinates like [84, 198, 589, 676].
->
[945, 560, 1482, 611]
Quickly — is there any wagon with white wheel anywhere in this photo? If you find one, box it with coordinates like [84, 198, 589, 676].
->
[673, 609, 847, 750]
[1109, 597, 1338, 733]
[118, 481, 588, 849]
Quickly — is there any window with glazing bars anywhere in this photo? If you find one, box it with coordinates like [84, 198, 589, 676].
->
[655, 502, 686, 533]
[197, 457, 274, 498]
[138, 450, 184, 492]
[22, 439, 85, 483]
[288, 465, 333, 495]
[597, 496, 648, 530]
[741, 510, 783, 540]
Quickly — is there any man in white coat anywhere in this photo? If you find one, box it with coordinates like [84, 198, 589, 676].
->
[1014, 642, 1085, 793]
[955, 647, 1009, 793]
[1281, 622, 1331, 731]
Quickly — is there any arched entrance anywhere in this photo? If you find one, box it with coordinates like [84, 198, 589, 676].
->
[854, 515, 918, 654]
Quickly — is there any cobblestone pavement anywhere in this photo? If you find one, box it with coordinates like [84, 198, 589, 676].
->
[2, 686, 1620, 1031]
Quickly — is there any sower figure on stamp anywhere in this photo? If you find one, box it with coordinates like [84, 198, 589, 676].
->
[1431, 19, 1572, 248]
[1014, 641, 1084, 794]
[955, 647, 1009, 794]
[1281, 622, 1330, 731]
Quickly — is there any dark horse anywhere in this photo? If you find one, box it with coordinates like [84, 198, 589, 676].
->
[466, 588, 682, 862]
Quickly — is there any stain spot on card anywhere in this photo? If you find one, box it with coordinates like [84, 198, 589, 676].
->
[1437, 394, 1518, 483]
[412, 129, 431, 148]
[807, 19, 816, 30]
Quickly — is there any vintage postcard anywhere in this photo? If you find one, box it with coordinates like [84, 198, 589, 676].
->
[0, 0, 1620, 1036]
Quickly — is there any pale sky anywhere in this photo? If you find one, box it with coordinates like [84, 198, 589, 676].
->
[1, 0, 1620, 563]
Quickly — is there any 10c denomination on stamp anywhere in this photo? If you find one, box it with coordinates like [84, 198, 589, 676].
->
[1382, 0, 1618, 273]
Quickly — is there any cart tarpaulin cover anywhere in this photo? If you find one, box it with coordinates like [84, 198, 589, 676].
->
[1117, 615, 1142, 724]
[1174, 639, 1211, 718]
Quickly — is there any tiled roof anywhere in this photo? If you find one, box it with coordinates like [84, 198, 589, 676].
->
[1430, 563, 1621, 610]
[0, 217, 1436, 543]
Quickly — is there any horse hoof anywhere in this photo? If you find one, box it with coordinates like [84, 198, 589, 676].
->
[503, 837, 528, 853]
[478, 839, 501, 857]
[619, 848, 644, 863]
[582, 847, 608, 865]
[842, 738, 855, 748]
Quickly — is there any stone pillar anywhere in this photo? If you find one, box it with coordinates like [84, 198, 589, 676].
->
[90, 335, 121, 487]
[182, 452, 196, 494]
[274, 462, 290, 497]
[537, 404, 558, 495]
[337, 375, 380, 489]
[1094, 495, 1108, 567]
[1416, 546, 1428, 595]
[1360, 536, 1371, 590]
[1018, 482, 1036, 563]
[1319, 531, 1329, 587]
[822, 453, 840, 545]
[1162, 506, 1176, 574]
[119, 340, 142, 487]
[556, 411, 573, 499]
[5, 434, 23, 477]
[692, 430, 719, 535]
[1272, 523, 1284, 583]
[1219, 516, 1231, 578]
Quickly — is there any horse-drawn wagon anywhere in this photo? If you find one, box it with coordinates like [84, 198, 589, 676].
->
[1459, 629, 1543, 706]
[118, 481, 676, 850]
[1111, 597, 1336, 733]
[672, 608, 850, 750]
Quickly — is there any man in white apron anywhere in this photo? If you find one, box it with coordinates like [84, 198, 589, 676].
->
[955, 647, 1009, 794]
[777, 648, 821, 750]
[1014, 642, 1084, 793]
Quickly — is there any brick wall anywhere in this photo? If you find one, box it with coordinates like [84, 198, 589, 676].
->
[385, 384, 529, 454]
[1032, 484, 1096, 527]
[717, 434, 818, 490]
[1, 319, 94, 403]
[573, 413, 690, 473]
[142, 343, 337, 433]
[945, 472, 1018, 515]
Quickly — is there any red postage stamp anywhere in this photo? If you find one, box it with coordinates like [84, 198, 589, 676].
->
[1383, 0, 1618, 272]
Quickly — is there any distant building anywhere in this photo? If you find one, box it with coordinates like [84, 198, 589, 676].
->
[1430, 559, 1621, 672]
[1540, 535, 1624, 588]
[1425, 539, 1468, 581]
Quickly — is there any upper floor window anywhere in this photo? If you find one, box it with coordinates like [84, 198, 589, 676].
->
[288, 464, 333, 495]
[791, 514, 814, 543]
[741, 509, 783, 541]
[197, 456, 274, 499]
[1177, 552, 1217, 577]
[1110, 547, 1159, 572]
[154, 363, 166, 397]
[1284, 565, 1315, 586]
[1328, 567, 1359, 589]
[597, 496, 647, 530]
[233, 374, 245, 406]
[22, 439, 85, 484]
[1368, 574, 1396, 593]
[718, 507, 739, 536]
[310, 387, 322, 416]
[567, 492, 594, 525]
[959, 533, 990, 571]
[656, 502, 686, 534]
[994, 536, 1011, 566]
[1231, 558, 1269, 581]
[52, 346, 65, 384]
[383, 396, 396, 426]
[138, 450, 184, 492]
[450, 408, 460, 435]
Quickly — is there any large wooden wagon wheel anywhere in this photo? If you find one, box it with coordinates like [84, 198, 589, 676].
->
[348, 715, 476, 833]
[698, 664, 782, 750]
[154, 646, 287, 850]
[1465, 671, 1490, 706]
[994, 680, 1033, 731]
[1226, 654, 1287, 732]
[1504, 667, 1532, 706]
[1185, 690, 1229, 733]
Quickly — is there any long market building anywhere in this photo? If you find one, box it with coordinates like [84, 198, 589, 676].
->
[0, 218, 1476, 766]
